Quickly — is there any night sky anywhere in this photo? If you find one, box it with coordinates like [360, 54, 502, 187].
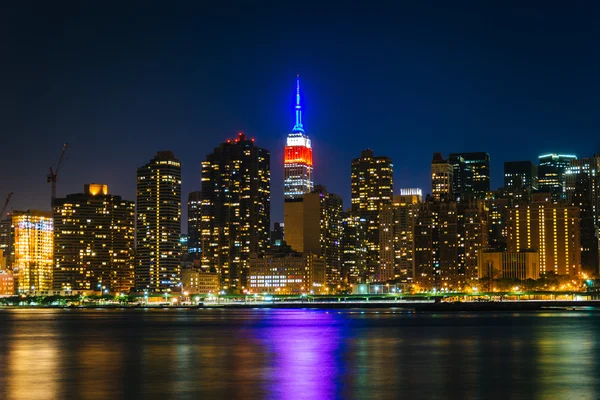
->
[2, 2, 599, 230]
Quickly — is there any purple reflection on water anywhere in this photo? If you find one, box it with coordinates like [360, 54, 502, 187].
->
[254, 310, 344, 400]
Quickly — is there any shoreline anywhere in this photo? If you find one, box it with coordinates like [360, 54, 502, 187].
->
[2, 300, 600, 312]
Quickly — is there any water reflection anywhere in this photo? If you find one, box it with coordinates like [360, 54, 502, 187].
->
[1, 309, 600, 399]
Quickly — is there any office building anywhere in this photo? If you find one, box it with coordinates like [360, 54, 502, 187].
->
[0, 270, 14, 296]
[486, 197, 510, 251]
[379, 193, 421, 282]
[248, 252, 326, 294]
[504, 161, 538, 202]
[12, 210, 53, 293]
[538, 154, 577, 202]
[565, 155, 600, 273]
[271, 222, 284, 248]
[284, 185, 343, 285]
[187, 191, 202, 255]
[200, 133, 270, 291]
[136, 151, 182, 292]
[478, 250, 539, 280]
[431, 153, 453, 201]
[507, 193, 580, 277]
[449, 152, 490, 200]
[351, 149, 393, 279]
[284, 75, 313, 200]
[0, 218, 12, 268]
[53, 184, 135, 293]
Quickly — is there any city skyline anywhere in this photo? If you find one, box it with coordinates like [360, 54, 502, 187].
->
[2, 2, 597, 228]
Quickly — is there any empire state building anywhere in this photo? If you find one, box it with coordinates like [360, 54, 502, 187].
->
[284, 75, 313, 200]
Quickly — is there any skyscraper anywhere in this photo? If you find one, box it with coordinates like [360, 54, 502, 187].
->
[565, 155, 600, 273]
[351, 149, 393, 280]
[136, 151, 182, 293]
[284, 75, 313, 200]
[200, 133, 270, 292]
[449, 152, 490, 200]
[283, 185, 343, 285]
[341, 212, 367, 284]
[379, 193, 421, 282]
[12, 210, 53, 293]
[507, 193, 581, 277]
[431, 153, 453, 201]
[187, 191, 202, 255]
[504, 161, 538, 202]
[538, 153, 577, 201]
[53, 184, 135, 293]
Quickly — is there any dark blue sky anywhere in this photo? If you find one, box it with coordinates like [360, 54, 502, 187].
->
[1, 1, 599, 230]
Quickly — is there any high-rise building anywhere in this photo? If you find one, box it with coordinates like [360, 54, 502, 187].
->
[53, 184, 135, 293]
[0, 217, 12, 268]
[538, 154, 577, 202]
[431, 153, 453, 201]
[486, 197, 510, 251]
[414, 200, 487, 289]
[504, 161, 538, 202]
[136, 151, 182, 293]
[565, 155, 600, 273]
[341, 212, 367, 284]
[507, 193, 581, 277]
[449, 152, 490, 200]
[379, 193, 421, 282]
[351, 149, 393, 279]
[187, 191, 202, 255]
[284, 75, 313, 200]
[12, 210, 53, 293]
[200, 133, 270, 292]
[284, 185, 343, 285]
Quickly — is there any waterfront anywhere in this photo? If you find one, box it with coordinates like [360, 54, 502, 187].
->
[1, 309, 600, 400]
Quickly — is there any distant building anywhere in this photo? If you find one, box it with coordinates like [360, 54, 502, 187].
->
[379, 193, 421, 282]
[431, 153, 453, 201]
[136, 151, 182, 292]
[200, 133, 270, 292]
[478, 250, 539, 280]
[271, 222, 284, 248]
[181, 268, 220, 294]
[341, 212, 367, 284]
[486, 198, 510, 251]
[284, 76, 313, 200]
[248, 252, 326, 294]
[284, 185, 343, 285]
[0, 270, 14, 296]
[507, 193, 580, 277]
[565, 155, 600, 274]
[0, 218, 11, 268]
[538, 153, 577, 202]
[187, 191, 202, 255]
[351, 149, 393, 280]
[504, 161, 538, 202]
[53, 184, 135, 293]
[449, 152, 490, 200]
[12, 210, 53, 293]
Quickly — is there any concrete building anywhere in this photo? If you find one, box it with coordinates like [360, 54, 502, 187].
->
[341, 212, 367, 284]
[53, 184, 135, 293]
[449, 152, 490, 200]
[0, 270, 14, 296]
[507, 193, 580, 277]
[351, 149, 393, 280]
[136, 151, 182, 292]
[200, 133, 270, 292]
[181, 268, 220, 294]
[478, 250, 539, 280]
[248, 252, 326, 294]
[187, 191, 202, 255]
[284, 185, 343, 285]
[431, 153, 453, 201]
[504, 161, 538, 203]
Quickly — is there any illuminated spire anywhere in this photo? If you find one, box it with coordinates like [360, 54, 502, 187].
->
[292, 74, 304, 133]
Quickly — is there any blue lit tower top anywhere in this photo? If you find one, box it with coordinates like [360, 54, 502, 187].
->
[293, 74, 304, 133]
[284, 75, 313, 200]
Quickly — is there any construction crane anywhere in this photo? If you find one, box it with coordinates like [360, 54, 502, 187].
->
[47, 143, 68, 206]
[0, 192, 13, 218]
